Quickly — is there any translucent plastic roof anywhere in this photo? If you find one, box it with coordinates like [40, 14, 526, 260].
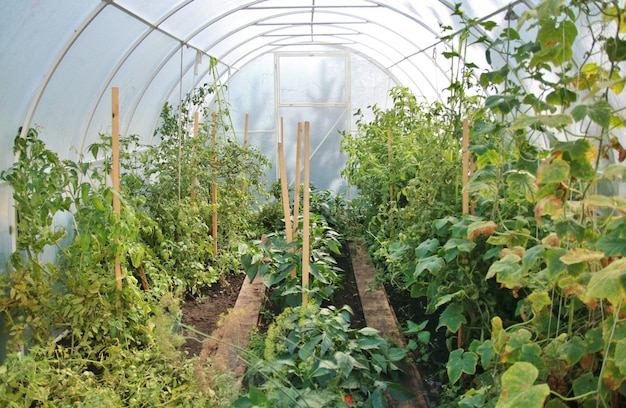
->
[0, 1, 535, 160]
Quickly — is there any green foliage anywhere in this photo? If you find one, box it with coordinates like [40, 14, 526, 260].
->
[0, 342, 230, 407]
[0, 73, 265, 403]
[341, 87, 464, 286]
[239, 214, 343, 307]
[120, 86, 270, 295]
[342, 1, 626, 406]
[0, 128, 158, 351]
[235, 304, 411, 407]
[0, 128, 238, 406]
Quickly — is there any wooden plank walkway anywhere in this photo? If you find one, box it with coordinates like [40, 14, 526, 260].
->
[202, 242, 432, 406]
[351, 243, 432, 408]
[203, 276, 265, 389]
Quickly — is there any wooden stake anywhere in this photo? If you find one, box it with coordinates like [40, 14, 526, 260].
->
[191, 111, 199, 201]
[212, 112, 218, 255]
[387, 126, 394, 201]
[243, 113, 249, 149]
[242, 113, 249, 193]
[462, 118, 470, 215]
[278, 141, 293, 243]
[278, 116, 292, 242]
[302, 122, 311, 307]
[292, 122, 303, 238]
[459, 118, 470, 349]
[111, 87, 122, 291]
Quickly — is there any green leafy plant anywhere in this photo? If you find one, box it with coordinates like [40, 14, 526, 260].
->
[239, 214, 343, 307]
[119, 85, 270, 295]
[235, 304, 412, 408]
[342, 1, 626, 406]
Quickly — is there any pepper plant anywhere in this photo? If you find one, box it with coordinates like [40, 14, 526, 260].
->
[234, 304, 412, 408]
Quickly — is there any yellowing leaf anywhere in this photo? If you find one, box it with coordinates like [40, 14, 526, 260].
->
[537, 160, 570, 185]
[585, 195, 626, 214]
[560, 248, 605, 265]
[535, 195, 564, 223]
[497, 362, 550, 408]
[527, 291, 551, 314]
[586, 258, 626, 305]
[468, 220, 498, 242]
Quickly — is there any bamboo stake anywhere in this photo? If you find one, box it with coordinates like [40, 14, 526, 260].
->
[191, 111, 199, 201]
[212, 112, 218, 255]
[302, 121, 311, 307]
[387, 126, 393, 201]
[292, 122, 303, 238]
[111, 87, 122, 291]
[242, 113, 249, 193]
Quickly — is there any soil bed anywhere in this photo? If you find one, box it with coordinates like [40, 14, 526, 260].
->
[258, 242, 366, 332]
[180, 273, 245, 356]
[384, 283, 449, 406]
[322, 242, 367, 328]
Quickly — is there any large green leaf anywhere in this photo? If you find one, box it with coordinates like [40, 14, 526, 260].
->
[572, 372, 597, 398]
[558, 336, 586, 366]
[531, 19, 577, 67]
[447, 349, 478, 384]
[605, 37, 626, 62]
[437, 302, 467, 333]
[476, 339, 495, 368]
[433, 290, 467, 310]
[546, 88, 577, 107]
[506, 170, 537, 202]
[571, 101, 612, 128]
[496, 362, 550, 408]
[414, 255, 444, 278]
[586, 257, 626, 304]
[555, 138, 593, 159]
[510, 114, 572, 130]
[444, 238, 476, 253]
[555, 219, 586, 243]
[415, 238, 439, 259]
[537, 160, 570, 185]
[486, 254, 521, 281]
[597, 233, 626, 257]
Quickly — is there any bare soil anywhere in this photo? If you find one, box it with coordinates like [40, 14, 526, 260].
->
[180, 273, 246, 357]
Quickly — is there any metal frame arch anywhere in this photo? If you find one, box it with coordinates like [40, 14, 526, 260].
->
[17, 2, 109, 142]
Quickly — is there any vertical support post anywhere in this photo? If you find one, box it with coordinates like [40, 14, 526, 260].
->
[459, 118, 470, 348]
[111, 87, 122, 291]
[387, 126, 393, 201]
[278, 118, 293, 242]
[190, 111, 199, 201]
[462, 118, 470, 215]
[292, 122, 303, 238]
[212, 112, 218, 255]
[242, 113, 249, 193]
[278, 141, 293, 243]
[302, 122, 311, 307]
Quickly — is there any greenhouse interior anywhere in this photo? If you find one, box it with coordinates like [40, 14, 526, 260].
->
[2, 0, 626, 406]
